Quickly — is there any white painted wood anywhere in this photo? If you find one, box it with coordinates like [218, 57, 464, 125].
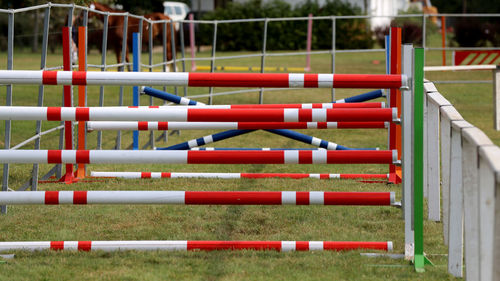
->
[448, 121, 472, 277]
[478, 146, 500, 281]
[424, 89, 428, 198]
[440, 105, 463, 245]
[427, 100, 440, 221]
[494, 67, 499, 131]
[427, 91, 451, 107]
[494, 170, 500, 281]
[424, 81, 439, 93]
[402, 44, 414, 260]
[462, 127, 493, 281]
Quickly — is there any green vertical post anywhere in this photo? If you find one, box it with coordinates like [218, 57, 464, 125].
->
[413, 47, 433, 272]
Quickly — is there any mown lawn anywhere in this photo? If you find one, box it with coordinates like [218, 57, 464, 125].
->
[0, 45, 497, 280]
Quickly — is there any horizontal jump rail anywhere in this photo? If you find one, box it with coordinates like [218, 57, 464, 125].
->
[91, 171, 390, 180]
[0, 150, 398, 164]
[86, 121, 389, 131]
[0, 240, 392, 252]
[0, 106, 398, 122]
[0, 70, 407, 89]
[0, 191, 396, 206]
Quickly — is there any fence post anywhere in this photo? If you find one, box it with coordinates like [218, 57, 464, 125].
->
[494, 66, 499, 131]
[462, 127, 493, 281]
[440, 105, 463, 245]
[448, 120, 473, 277]
[477, 146, 500, 281]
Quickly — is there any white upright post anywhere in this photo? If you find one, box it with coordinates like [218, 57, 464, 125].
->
[462, 127, 493, 281]
[494, 67, 499, 131]
[402, 44, 414, 260]
[448, 120, 473, 277]
[440, 105, 463, 245]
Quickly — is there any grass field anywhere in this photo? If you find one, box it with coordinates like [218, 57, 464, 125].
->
[0, 46, 498, 280]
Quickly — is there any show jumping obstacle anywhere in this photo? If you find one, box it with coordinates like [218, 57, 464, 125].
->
[0, 240, 392, 252]
[91, 171, 389, 180]
[0, 191, 396, 206]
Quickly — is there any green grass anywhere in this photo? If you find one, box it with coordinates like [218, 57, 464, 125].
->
[0, 46, 496, 280]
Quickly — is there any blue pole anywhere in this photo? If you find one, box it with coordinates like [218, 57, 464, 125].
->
[333, 89, 384, 103]
[132, 32, 140, 150]
[265, 129, 353, 150]
[156, 130, 254, 150]
[142, 86, 203, 105]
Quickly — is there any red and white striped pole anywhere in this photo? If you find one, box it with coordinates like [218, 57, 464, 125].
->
[0, 150, 398, 164]
[0, 191, 396, 206]
[0, 106, 398, 122]
[87, 121, 389, 131]
[0, 240, 392, 252]
[0, 70, 407, 89]
[91, 171, 390, 180]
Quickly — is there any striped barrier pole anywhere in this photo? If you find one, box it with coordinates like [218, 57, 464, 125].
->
[333, 89, 384, 103]
[0, 149, 398, 164]
[190, 148, 325, 151]
[91, 171, 390, 180]
[156, 129, 355, 151]
[0, 106, 398, 122]
[141, 87, 385, 108]
[86, 121, 389, 131]
[0, 191, 396, 206]
[0, 71, 407, 89]
[0, 240, 392, 252]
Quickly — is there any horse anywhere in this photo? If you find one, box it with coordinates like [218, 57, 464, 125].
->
[84, 2, 175, 71]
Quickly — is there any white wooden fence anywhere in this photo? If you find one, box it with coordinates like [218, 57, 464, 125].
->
[424, 80, 500, 280]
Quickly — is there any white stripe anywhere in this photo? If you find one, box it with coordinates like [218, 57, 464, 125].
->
[284, 151, 299, 164]
[302, 103, 313, 109]
[263, 148, 271, 151]
[327, 122, 338, 129]
[288, 74, 304, 88]
[0, 70, 43, 84]
[63, 241, 79, 250]
[203, 135, 214, 144]
[92, 240, 189, 251]
[281, 241, 296, 252]
[89, 151, 188, 164]
[86, 191, 186, 204]
[149, 122, 158, 130]
[0, 191, 45, 204]
[0, 241, 50, 252]
[309, 174, 320, 179]
[309, 192, 324, 204]
[281, 191, 296, 205]
[326, 142, 338, 150]
[150, 172, 162, 178]
[0, 150, 47, 164]
[283, 108, 299, 122]
[86, 72, 189, 86]
[311, 137, 321, 146]
[312, 109, 327, 122]
[312, 150, 327, 164]
[179, 97, 190, 105]
[308, 241, 324, 251]
[60, 108, 76, 121]
[306, 122, 317, 129]
[187, 140, 198, 148]
[318, 74, 333, 88]
[58, 191, 74, 204]
[324, 104, 333, 109]
[172, 172, 240, 179]
[89, 108, 189, 122]
[329, 174, 341, 179]
[61, 150, 77, 163]
[336, 99, 345, 103]
[57, 71, 72, 85]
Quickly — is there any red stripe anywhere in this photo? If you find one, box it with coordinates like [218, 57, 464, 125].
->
[337, 122, 386, 129]
[158, 122, 169, 130]
[42, 71, 58, 85]
[149, 106, 160, 109]
[188, 109, 284, 122]
[128, 106, 138, 108]
[231, 104, 301, 109]
[72, 71, 87, 85]
[47, 107, 62, 121]
[75, 108, 89, 121]
[317, 122, 328, 129]
[298, 109, 312, 122]
[138, 121, 149, 130]
[50, 241, 64, 250]
[47, 150, 62, 164]
[227, 103, 382, 109]
[339, 174, 388, 179]
[187, 151, 285, 164]
[319, 174, 330, 179]
[323, 241, 388, 251]
[331, 102, 383, 108]
[326, 108, 393, 122]
[295, 241, 309, 251]
[304, 74, 318, 88]
[323, 192, 391, 205]
[141, 172, 152, 178]
[45, 191, 59, 205]
[78, 241, 92, 251]
[188, 73, 289, 87]
[73, 191, 88, 204]
[76, 150, 90, 164]
[312, 103, 322, 108]
[237, 122, 308, 129]
[161, 172, 171, 178]
[298, 151, 313, 164]
[296, 192, 309, 205]
[325, 150, 393, 164]
[185, 191, 282, 205]
[187, 241, 282, 251]
[332, 74, 402, 88]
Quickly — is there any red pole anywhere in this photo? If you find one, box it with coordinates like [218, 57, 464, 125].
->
[75, 26, 86, 179]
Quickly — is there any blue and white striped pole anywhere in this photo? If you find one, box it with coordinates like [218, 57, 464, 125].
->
[142, 86, 205, 106]
[156, 130, 253, 150]
[333, 89, 384, 103]
[265, 129, 351, 150]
